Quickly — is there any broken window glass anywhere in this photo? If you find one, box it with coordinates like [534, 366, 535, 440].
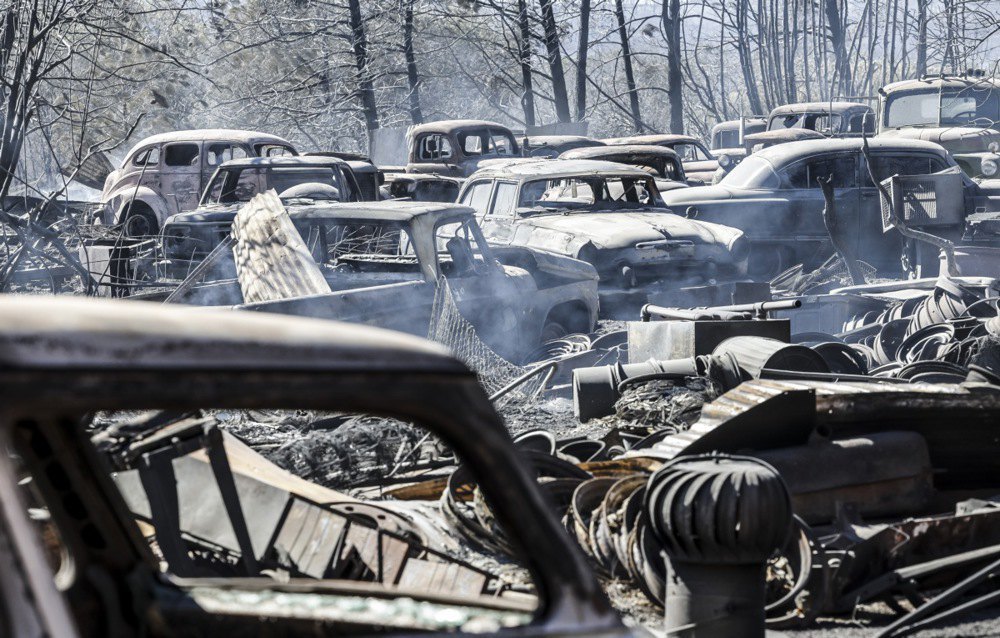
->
[782, 155, 856, 189]
[164, 143, 200, 167]
[417, 134, 453, 161]
[206, 144, 249, 167]
[255, 144, 295, 158]
[461, 181, 493, 215]
[132, 146, 159, 167]
[491, 182, 518, 216]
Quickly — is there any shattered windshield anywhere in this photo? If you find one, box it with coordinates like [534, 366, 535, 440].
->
[885, 87, 1000, 128]
[204, 167, 346, 204]
[83, 408, 537, 629]
[518, 176, 661, 211]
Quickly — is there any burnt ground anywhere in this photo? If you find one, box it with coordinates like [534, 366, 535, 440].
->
[209, 318, 1000, 637]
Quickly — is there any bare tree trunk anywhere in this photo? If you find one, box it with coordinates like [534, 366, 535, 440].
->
[735, 0, 764, 115]
[538, 0, 571, 123]
[575, 0, 590, 121]
[662, 0, 684, 133]
[516, 0, 536, 128]
[401, 0, 423, 124]
[347, 0, 379, 137]
[824, 0, 851, 98]
[614, 0, 642, 132]
[915, 0, 928, 76]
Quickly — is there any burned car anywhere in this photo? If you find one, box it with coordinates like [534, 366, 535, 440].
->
[601, 133, 718, 184]
[98, 129, 297, 236]
[217, 198, 599, 361]
[0, 294, 626, 637]
[661, 137, 967, 276]
[457, 159, 747, 310]
[877, 74, 1000, 178]
[161, 156, 361, 278]
[406, 120, 520, 177]
[713, 129, 826, 184]
[382, 173, 463, 202]
[524, 135, 604, 158]
[710, 117, 767, 152]
[557, 144, 690, 192]
[767, 101, 876, 137]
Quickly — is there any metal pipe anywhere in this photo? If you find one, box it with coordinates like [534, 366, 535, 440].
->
[641, 299, 802, 322]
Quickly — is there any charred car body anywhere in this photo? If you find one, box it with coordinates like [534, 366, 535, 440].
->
[457, 159, 747, 311]
[210, 199, 599, 362]
[0, 294, 626, 637]
[877, 74, 1000, 178]
[406, 120, 520, 177]
[160, 156, 362, 278]
[557, 144, 690, 193]
[523, 135, 605, 158]
[602, 133, 718, 184]
[713, 129, 827, 184]
[710, 117, 767, 152]
[98, 129, 297, 236]
[662, 137, 990, 276]
[767, 101, 876, 137]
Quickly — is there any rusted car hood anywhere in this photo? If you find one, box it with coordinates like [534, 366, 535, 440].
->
[880, 127, 1000, 153]
[512, 210, 743, 255]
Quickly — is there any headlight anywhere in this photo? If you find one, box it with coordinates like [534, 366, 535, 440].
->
[982, 157, 999, 177]
[718, 154, 732, 169]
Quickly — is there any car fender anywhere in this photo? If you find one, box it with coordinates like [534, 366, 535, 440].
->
[104, 185, 170, 226]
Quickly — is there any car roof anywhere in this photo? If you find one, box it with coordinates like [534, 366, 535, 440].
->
[218, 156, 349, 169]
[753, 137, 949, 164]
[390, 173, 463, 183]
[124, 129, 293, 159]
[768, 101, 873, 116]
[881, 75, 1000, 96]
[602, 133, 700, 146]
[284, 200, 475, 223]
[408, 120, 513, 136]
[526, 135, 603, 146]
[0, 295, 465, 374]
[559, 144, 681, 161]
[744, 129, 826, 143]
[711, 118, 766, 134]
[468, 158, 655, 180]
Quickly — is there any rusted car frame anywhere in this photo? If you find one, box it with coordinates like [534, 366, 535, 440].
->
[601, 133, 718, 184]
[0, 295, 625, 637]
[98, 129, 298, 235]
[406, 120, 521, 177]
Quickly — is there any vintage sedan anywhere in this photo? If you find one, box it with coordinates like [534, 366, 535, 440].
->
[661, 138, 964, 276]
[767, 101, 876, 137]
[160, 156, 361, 277]
[602, 133, 718, 183]
[406, 119, 520, 177]
[712, 129, 826, 183]
[557, 144, 690, 192]
[457, 159, 747, 310]
[98, 129, 297, 236]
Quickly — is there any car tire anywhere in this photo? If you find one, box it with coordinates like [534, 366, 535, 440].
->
[541, 320, 568, 343]
[123, 209, 159, 237]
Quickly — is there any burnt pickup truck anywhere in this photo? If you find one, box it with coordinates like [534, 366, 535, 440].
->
[0, 294, 627, 638]
[209, 198, 600, 363]
[457, 159, 747, 313]
[877, 74, 1000, 178]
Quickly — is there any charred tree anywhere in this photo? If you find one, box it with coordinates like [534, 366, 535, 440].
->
[824, 0, 852, 98]
[348, 0, 379, 137]
[537, 0, 571, 123]
[575, 0, 590, 122]
[516, 0, 537, 128]
[615, 0, 642, 132]
[735, 0, 764, 115]
[662, 0, 684, 133]
[401, 0, 423, 124]
[915, 0, 928, 76]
